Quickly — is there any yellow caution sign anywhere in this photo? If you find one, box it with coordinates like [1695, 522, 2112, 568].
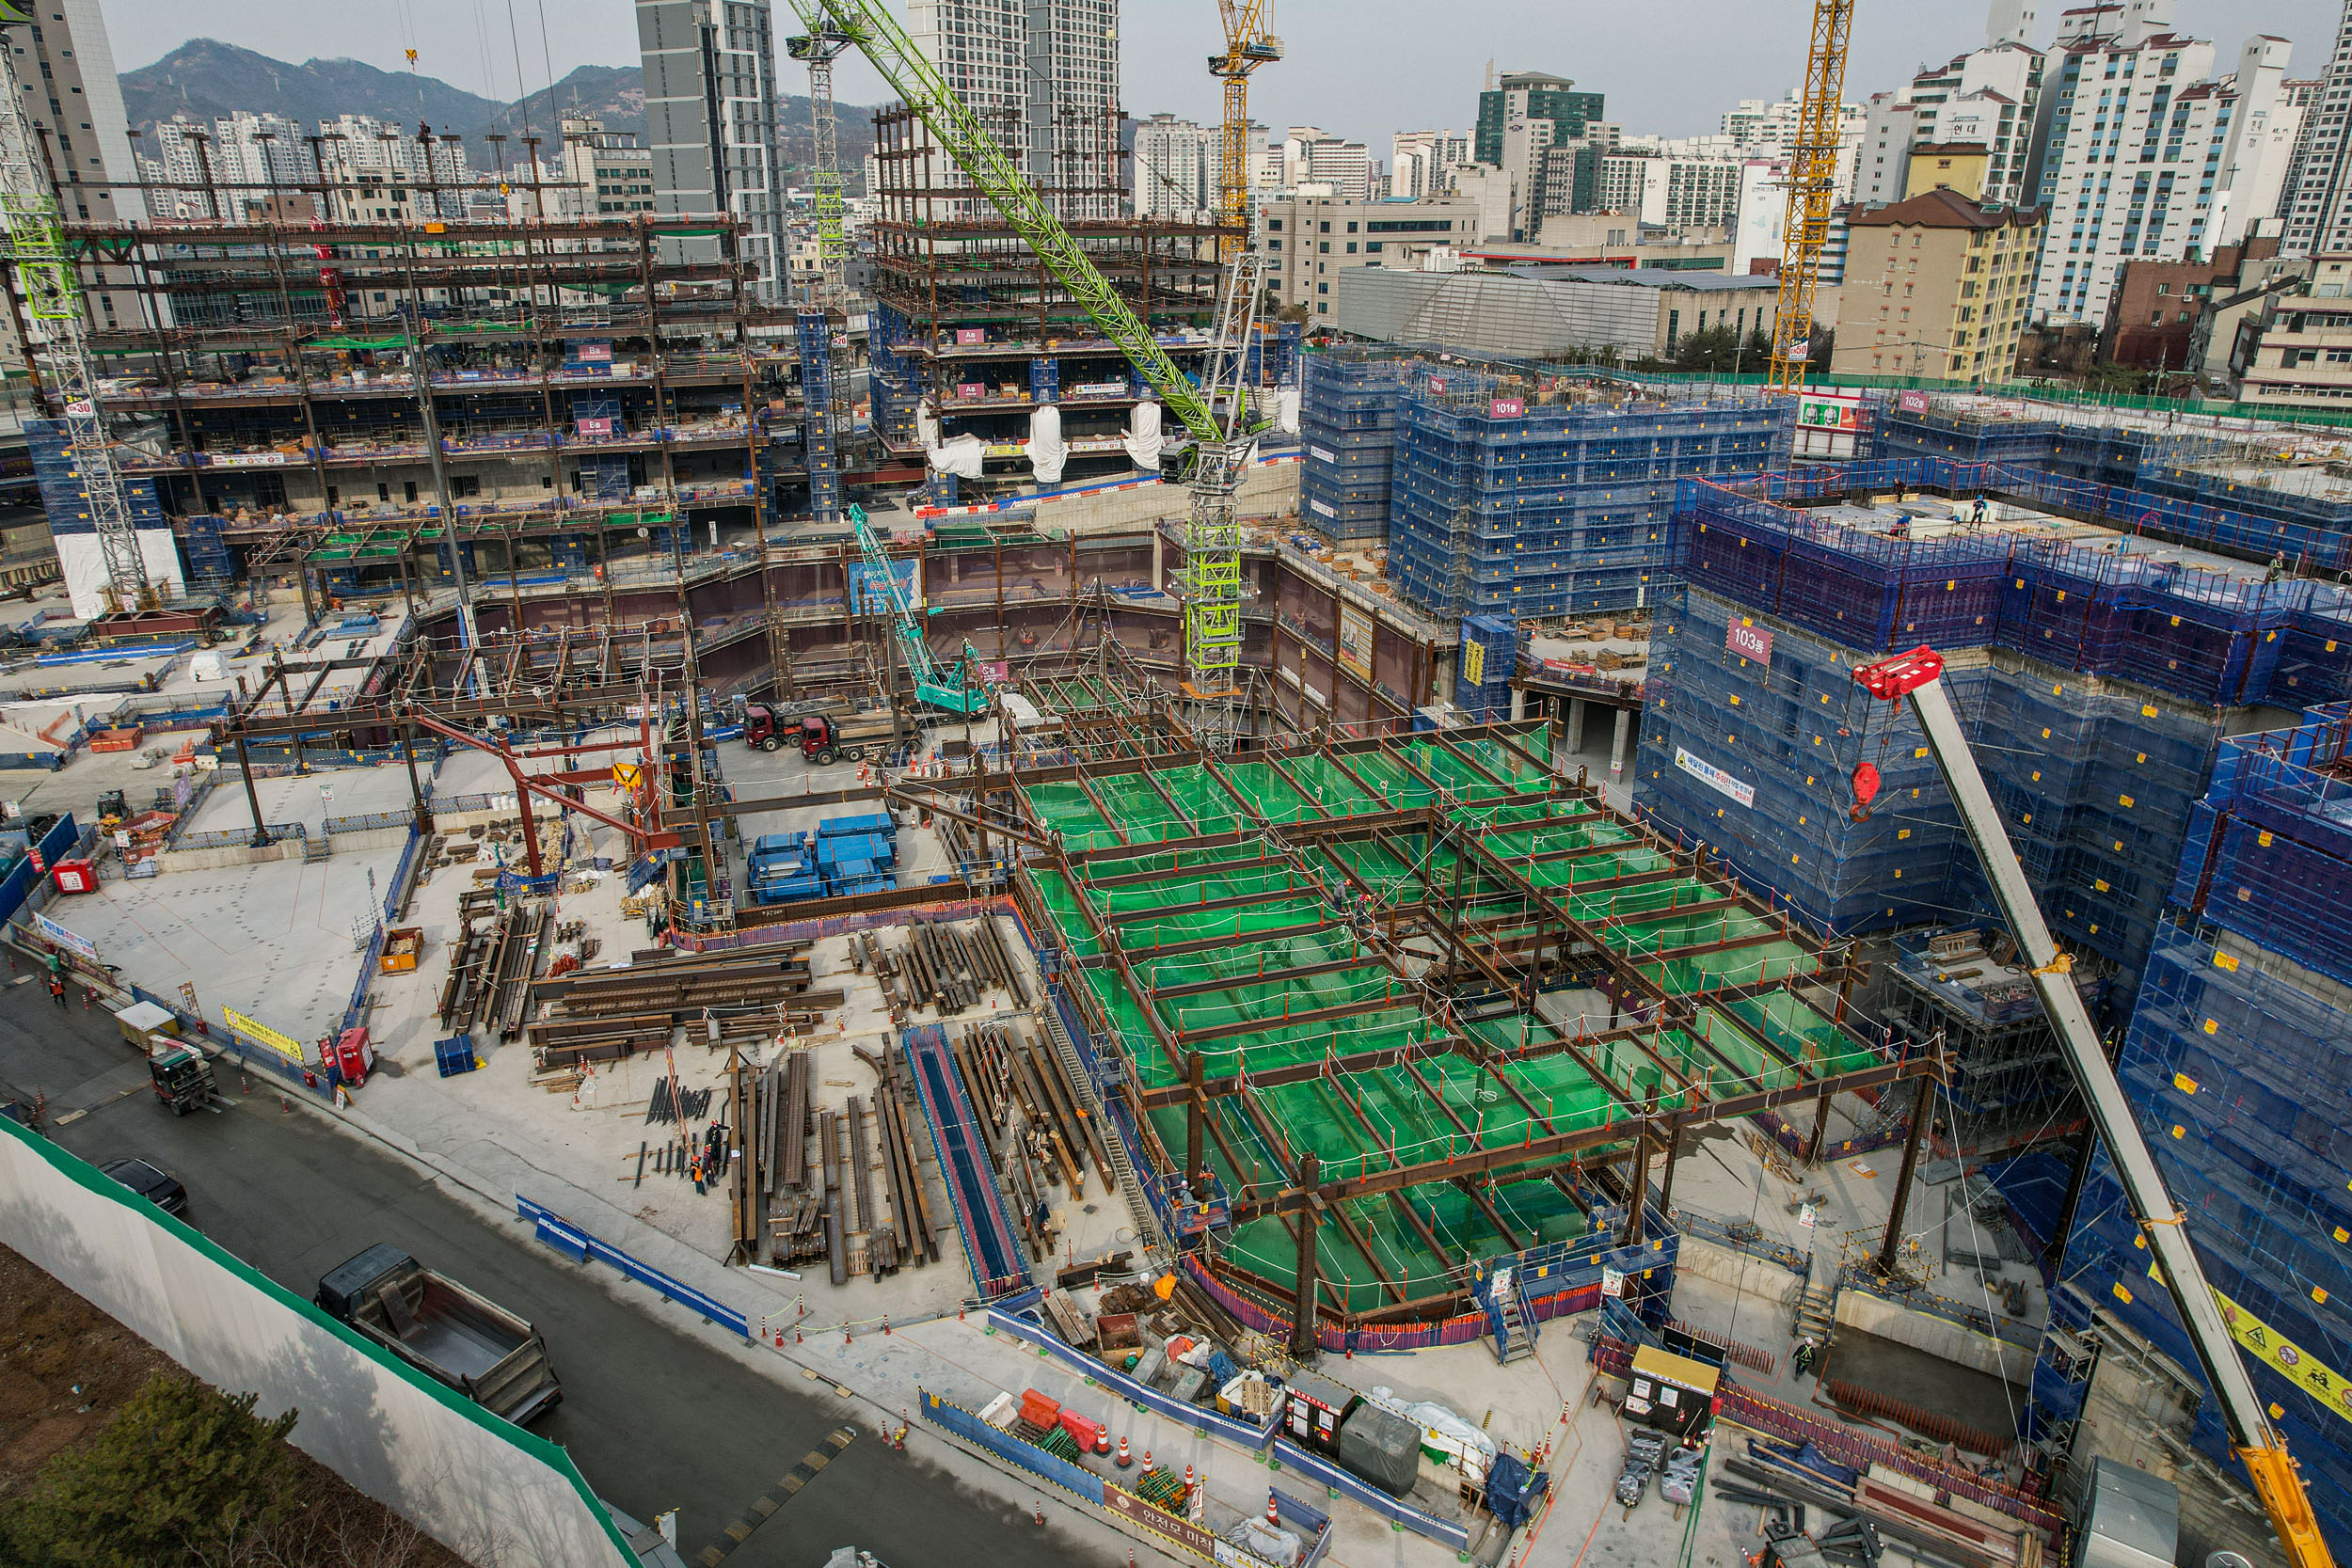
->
[612, 763, 643, 790]
[2212, 1280, 2352, 1427]
[224, 1006, 305, 1064]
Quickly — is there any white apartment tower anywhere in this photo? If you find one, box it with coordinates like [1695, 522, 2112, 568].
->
[1854, 0, 2046, 214]
[2026, 0, 2293, 324]
[2278, 0, 2352, 255]
[636, 0, 787, 300]
[1135, 113, 1216, 220]
[1392, 131, 1470, 198]
[908, 0, 1120, 218]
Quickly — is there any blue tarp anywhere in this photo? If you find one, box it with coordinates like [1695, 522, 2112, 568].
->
[1486, 1451, 1547, 1528]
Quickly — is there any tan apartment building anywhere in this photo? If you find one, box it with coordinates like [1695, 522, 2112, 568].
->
[2235, 256, 2352, 410]
[1263, 195, 1481, 320]
[1831, 144, 2042, 382]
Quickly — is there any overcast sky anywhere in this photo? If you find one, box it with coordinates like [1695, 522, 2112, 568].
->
[98, 0, 2344, 148]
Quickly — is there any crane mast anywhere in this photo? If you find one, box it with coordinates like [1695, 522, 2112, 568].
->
[1853, 646, 2331, 1568]
[786, 23, 858, 528]
[1209, 2, 1280, 254]
[787, 0, 1262, 745]
[1767, 0, 1853, 393]
[0, 4, 148, 611]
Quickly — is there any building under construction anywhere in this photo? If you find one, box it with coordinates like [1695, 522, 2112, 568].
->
[864, 101, 1273, 500]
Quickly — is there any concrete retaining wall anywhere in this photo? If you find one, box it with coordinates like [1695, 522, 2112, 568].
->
[1835, 1286, 2035, 1384]
[1031, 462, 1299, 537]
[1677, 1234, 1807, 1311]
[158, 825, 412, 874]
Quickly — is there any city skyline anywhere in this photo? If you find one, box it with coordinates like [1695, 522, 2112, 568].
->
[97, 0, 2343, 159]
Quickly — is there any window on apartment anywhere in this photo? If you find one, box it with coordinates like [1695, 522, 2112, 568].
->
[1319, 221, 1330, 232]
[377, 483, 391, 502]
[1365, 242, 1383, 254]
[404, 481, 419, 503]
[2155, 281, 2169, 295]
[1267, 218, 1281, 230]
[1318, 241, 1329, 253]
[1318, 282, 1327, 293]
[1316, 302, 1327, 313]
[1345, 242, 1357, 253]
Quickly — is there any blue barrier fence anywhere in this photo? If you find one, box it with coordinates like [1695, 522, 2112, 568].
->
[514, 1195, 751, 1338]
[985, 1307, 1277, 1451]
[921, 1389, 1107, 1504]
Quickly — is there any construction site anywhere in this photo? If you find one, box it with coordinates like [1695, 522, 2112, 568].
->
[2, 1, 2352, 1568]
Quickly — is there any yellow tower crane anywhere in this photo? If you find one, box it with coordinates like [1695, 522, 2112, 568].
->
[1208, 2, 1281, 253]
[1766, 0, 1854, 392]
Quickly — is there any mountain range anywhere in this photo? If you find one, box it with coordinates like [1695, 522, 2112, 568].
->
[119, 40, 879, 180]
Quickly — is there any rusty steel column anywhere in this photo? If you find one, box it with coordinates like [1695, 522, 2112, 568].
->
[1877, 1072, 1933, 1276]
[1185, 1051, 1208, 1198]
[1289, 1153, 1320, 1359]
[1804, 1086, 1835, 1165]
[1654, 1123, 1683, 1221]
[1621, 1115, 1653, 1247]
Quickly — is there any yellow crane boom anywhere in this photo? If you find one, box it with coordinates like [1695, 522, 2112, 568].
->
[1767, 0, 1853, 392]
[1209, 2, 1280, 251]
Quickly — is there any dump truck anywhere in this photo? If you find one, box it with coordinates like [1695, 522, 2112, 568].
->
[802, 711, 906, 767]
[741, 697, 850, 752]
[314, 1244, 562, 1424]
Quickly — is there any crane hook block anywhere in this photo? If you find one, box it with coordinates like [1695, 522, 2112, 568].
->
[1851, 761, 1882, 807]
[1853, 645, 1947, 701]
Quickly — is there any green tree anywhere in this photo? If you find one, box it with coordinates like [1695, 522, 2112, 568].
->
[1, 1374, 305, 1568]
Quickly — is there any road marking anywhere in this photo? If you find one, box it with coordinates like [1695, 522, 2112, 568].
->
[693, 1425, 855, 1566]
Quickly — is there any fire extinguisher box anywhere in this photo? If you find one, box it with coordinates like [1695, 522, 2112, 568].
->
[50, 859, 96, 895]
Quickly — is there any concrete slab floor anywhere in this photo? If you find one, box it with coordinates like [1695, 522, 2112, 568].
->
[43, 844, 405, 1046]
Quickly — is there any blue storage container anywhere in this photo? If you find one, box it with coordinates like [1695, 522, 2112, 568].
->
[434, 1035, 479, 1078]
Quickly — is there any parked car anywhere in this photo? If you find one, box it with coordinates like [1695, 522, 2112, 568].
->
[99, 1157, 188, 1217]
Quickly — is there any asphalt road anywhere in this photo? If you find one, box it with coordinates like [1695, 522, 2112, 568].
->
[0, 978, 1092, 1568]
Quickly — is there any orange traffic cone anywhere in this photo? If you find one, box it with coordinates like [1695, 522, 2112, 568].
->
[1183, 1465, 1195, 1493]
[1267, 1490, 1279, 1527]
[1115, 1435, 1132, 1468]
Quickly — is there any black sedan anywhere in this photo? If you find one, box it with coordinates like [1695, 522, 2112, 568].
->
[98, 1157, 189, 1218]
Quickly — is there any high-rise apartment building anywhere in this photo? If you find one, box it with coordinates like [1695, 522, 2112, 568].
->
[1135, 113, 1216, 220]
[2279, 0, 2352, 256]
[1262, 193, 1477, 317]
[907, 0, 1120, 218]
[636, 0, 787, 300]
[1720, 90, 1870, 201]
[2026, 2, 2291, 325]
[1391, 131, 1470, 199]
[1475, 71, 1606, 240]
[1854, 6, 2044, 214]
[1593, 152, 1745, 230]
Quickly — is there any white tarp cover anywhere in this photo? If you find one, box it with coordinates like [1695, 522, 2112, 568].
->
[1025, 404, 1068, 485]
[0, 1119, 631, 1568]
[1274, 385, 1301, 435]
[1122, 401, 1165, 469]
[928, 434, 987, 480]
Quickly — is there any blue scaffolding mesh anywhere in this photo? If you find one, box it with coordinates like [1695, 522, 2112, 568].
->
[2020, 705, 2352, 1555]
[1298, 350, 1413, 545]
[1388, 380, 1790, 620]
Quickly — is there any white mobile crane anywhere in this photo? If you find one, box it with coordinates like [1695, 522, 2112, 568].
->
[1851, 644, 2330, 1568]
[0, 1, 149, 614]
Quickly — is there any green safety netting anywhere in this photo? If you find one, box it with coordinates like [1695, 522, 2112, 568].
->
[1269, 752, 1384, 816]
[1023, 742, 1868, 1308]
[1340, 750, 1439, 808]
